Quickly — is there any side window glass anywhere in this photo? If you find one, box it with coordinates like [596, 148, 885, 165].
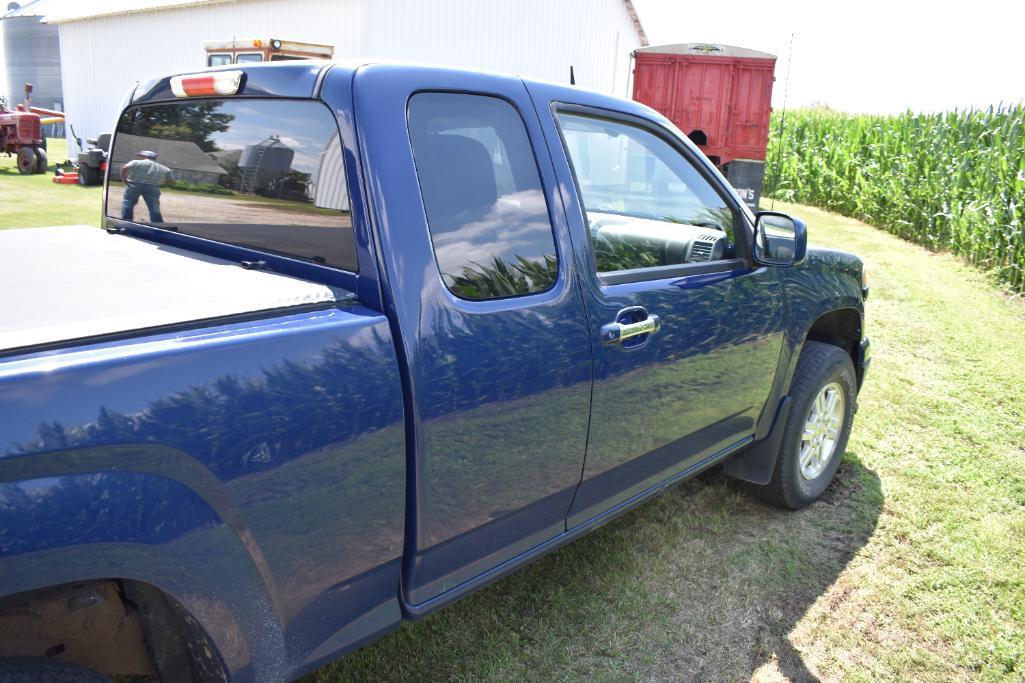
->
[407, 93, 558, 300]
[556, 112, 739, 275]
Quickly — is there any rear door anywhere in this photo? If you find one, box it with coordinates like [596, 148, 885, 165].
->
[729, 62, 775, 159]
[528, 88, 786, 525]
[353, 66, 592, 607]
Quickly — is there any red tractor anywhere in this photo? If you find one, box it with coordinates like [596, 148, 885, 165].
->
[0, 83, 62, 175]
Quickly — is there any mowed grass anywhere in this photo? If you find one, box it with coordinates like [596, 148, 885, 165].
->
[308, 201, 1025, 681]
[0, 137, 103, 229]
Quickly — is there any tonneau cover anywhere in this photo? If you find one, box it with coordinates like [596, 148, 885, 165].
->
[0, 225, 347, 354]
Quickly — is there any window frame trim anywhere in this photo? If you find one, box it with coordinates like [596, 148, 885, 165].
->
[405, 89, 563, 303]
[550, 101, 756, 287]
[233, 52, 265, 64]
[206, 52, 232, 67]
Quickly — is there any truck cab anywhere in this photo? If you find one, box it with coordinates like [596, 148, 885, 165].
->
[204, 39, 333, 67]
[0, 60, 869, 682]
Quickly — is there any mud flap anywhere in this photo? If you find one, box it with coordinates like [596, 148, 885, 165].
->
[722, 396, 792, 485]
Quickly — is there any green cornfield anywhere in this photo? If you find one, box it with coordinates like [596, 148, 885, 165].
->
[764, 106, 1025, 291]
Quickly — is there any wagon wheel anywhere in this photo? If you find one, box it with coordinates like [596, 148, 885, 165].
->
[17, 147, 38, 175]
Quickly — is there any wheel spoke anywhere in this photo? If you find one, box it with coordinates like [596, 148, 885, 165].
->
[824, 390, 838, 417]
[798, 381, 847, 481]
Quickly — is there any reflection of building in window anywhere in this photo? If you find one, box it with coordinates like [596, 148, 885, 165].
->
[313, 131, 349, 211]
[110, 133, 227, 184]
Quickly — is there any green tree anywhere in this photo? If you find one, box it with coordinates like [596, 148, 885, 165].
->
[121, 102, 234, 152]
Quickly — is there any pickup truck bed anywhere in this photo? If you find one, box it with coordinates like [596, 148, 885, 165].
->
[0, 226, 346, 354]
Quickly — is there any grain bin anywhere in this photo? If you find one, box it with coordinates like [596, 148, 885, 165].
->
[237, 135, 294, 194]
[1, 1, 63, 136]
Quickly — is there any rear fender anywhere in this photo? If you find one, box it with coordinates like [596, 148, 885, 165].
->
[0, 461, 288, 682]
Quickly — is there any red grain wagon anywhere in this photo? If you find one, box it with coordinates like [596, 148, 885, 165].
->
[631, 43, 776, 209]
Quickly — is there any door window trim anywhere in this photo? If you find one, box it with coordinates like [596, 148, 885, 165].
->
[550, 102, 755, 286]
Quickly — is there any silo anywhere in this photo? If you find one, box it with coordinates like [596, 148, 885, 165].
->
[237, 136, 294, 194]
[2, 1, 63, 135]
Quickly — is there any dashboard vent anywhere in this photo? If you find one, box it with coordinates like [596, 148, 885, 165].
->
[689, 239, 714, 262]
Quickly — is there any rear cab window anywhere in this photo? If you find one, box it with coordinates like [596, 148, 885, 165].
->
[406, 92, 559, 300]
[107, 98, 357, 271]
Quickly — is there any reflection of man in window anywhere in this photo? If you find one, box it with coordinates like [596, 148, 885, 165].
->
[120, 150, 172, 223]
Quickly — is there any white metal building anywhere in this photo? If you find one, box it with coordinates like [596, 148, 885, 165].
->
[46, 0, 647, 151]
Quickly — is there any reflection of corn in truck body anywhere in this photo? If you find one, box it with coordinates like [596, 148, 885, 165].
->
[204, 38, 333, 67]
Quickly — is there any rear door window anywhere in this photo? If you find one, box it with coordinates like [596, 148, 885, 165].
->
[107, 98, 357, 271]
[407, 92, 558, 300]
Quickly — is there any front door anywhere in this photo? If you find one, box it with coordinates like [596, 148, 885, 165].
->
[354, 66, 593, 606]
[546, 105, 786, 525]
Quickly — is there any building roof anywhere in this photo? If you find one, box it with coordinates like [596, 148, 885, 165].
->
[44, 0, 233, 23]
[43, 0, 648, 45]
[2, 0, 61, 19]
[112, 133, 228, 176]
[635, 43, 776, 59]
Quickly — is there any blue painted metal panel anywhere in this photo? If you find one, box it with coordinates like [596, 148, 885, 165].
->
[352, 64, 592, 607]
[777, 247, 865, 386]
[0, 306, 406, 680]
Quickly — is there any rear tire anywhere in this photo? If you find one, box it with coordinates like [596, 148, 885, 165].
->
[34, 148, 48, 174]
[16, 148, 37, 175]
[0, 657, 111, 682]
[755, 341, 856, 510]
[77, 164, 99, 186]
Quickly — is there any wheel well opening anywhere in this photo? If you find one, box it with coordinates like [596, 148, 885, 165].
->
[805, 308, 861, 377]
[0, 579, 226, 682]
[687, 129, 708, 146]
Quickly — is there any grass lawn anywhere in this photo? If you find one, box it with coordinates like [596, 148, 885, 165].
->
[307, 202, 1025, 682]
[0, 163, 1021, 679]
[0, 137, 103, 229]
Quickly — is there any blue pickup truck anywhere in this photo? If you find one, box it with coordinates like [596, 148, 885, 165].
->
[0, 61, 870, 682]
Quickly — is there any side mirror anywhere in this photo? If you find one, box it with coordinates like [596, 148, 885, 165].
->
[753, 211, 807, 266]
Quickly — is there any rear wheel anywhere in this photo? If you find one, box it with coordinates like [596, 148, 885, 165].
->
[16, 147, 38, 175]
[77, 163, 100, 186]
[34, 148, 48, 174]
[755, 341, 856, 509]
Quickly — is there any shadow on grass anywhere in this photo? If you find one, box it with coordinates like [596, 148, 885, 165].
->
[308, 452, 882, 681]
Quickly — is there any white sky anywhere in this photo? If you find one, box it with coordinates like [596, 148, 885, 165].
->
[630, 0, 1024, 114]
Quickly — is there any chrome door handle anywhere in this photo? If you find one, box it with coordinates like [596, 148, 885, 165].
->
[601, 311, 661, 346]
